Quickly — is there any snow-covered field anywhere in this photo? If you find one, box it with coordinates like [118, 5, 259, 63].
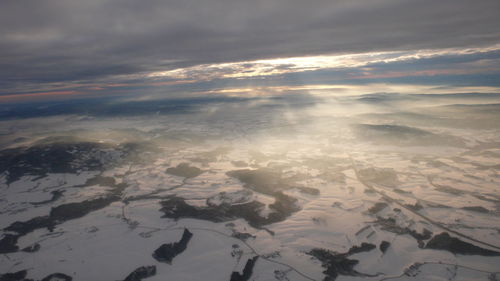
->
[1, 92, 499, 281]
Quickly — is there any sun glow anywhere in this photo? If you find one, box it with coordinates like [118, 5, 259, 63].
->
[146, 44, 500, 81]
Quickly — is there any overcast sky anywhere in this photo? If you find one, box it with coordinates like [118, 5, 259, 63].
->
[1, 0, 499, 100]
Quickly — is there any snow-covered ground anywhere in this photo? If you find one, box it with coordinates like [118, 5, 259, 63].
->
[1, 92, 499, 281]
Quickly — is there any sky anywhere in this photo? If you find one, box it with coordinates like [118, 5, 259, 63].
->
[0, 0, 499, 102]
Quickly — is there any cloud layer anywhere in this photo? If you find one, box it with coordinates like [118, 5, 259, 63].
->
[1, 0, 499, 95]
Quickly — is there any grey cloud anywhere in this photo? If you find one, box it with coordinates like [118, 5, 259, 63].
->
[0, 0, 499, 92]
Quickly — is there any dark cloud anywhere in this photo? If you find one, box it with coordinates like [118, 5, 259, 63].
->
[0, 0, 499, 92]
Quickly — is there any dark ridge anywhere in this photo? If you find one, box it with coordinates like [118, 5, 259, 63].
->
[226, 168, 283, 195]
[393, 188, 412, 194]
[434, 184, 465, 195]
[4, 216, 55, 236]
[0, 138, 156, 185]
[30, 190, 65, 206]
[346, 243, 376, 255]
[123, 266, 157, 281]
[2, 193, 123, 254]
[376, 217, 432, 242]
[21, 243, 40, 253]
[231, 161, 248, 167]
[0, 234, 20, 254]
[364, 188, 376, 194]
[425, 232, 500, 256]
[307, 243, 377, 281]
[230, 256, 259, 281]
[379, 241, 390, 253]
[404, 202, 424, 211]
[50, 196, 119, 221]
[159, 196, 234, 222]
[410, 228, 432, 241]
[226, 167, 311, 196]
[296, 186, 320, 195]
[266, 192, 300, 223]
[165, 163, 204, 178]
[231, 231, 256, 241]
[40, 273, 72, 281]
[159, 192, 299, 228]
[0, 270, 31, 281]
[221, 168, 303, 227]
[367, 202, 388, 214]
[0, 141, 111, 184]
[461, 206, 489, 213]
[152, 229, 193, 264]
[75, 175, 120, 188]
